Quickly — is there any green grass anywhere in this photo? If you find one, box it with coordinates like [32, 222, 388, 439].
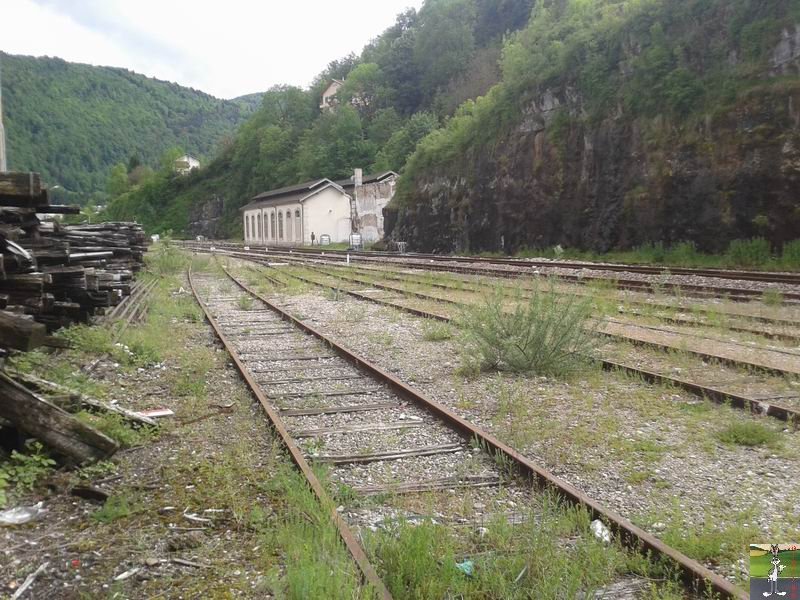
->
[76, 411, 157, 448]
[421, 320, 454, 341]
[238, 295, 254, 311]
[716, 421, 777, 447]
[508, 238, 800, 271]
[364, 494, 684, 599]
[91, 494, 136, 524]
[751, 548, 800, 577]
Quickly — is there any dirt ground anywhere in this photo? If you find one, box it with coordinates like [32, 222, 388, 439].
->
[1, 275, 286, 599]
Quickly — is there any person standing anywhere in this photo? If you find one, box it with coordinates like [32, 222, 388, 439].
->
[310, 231, 316, 246]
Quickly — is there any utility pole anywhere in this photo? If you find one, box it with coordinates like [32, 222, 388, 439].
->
[0, 56, 7, 172]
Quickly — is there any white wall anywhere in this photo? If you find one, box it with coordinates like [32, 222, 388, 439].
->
[243, 188, 350, 245]
[304, 187, 352, 244]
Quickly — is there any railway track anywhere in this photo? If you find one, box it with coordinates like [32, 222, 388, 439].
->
[182, 241, 800, 303]
[188, 259, 747, 599]
[218, 251, 800, 379]
[212, 251, 800, 423]
[305, 262, 800, 344]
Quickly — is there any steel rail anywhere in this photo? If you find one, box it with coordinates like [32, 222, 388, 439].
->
[187, 266, 392, 600]
[186, 243, 800, 328]
[259, 258, 800, 378]
[213, 260, 747, 600]
[240, 254, 800, 425]
[179, 241, 800, 299]
[295, 260, 800, 343]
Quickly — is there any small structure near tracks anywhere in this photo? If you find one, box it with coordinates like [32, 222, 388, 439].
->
[0, 171, 149, 464]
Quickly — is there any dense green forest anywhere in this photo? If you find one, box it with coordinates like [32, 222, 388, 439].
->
[99, 0, 800, 252]
[104, 0, 535, 235]
[1, 52, 261, 201]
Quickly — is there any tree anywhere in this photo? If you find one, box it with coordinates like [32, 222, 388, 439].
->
[414, 0, 477, 97]
[338, 63, 392, 121]
[373, 112, 439, 172]
[106, 163, 129, 197]
[297, 105, 376, 180]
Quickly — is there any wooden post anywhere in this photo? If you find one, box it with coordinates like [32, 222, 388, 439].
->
[0, 371, 119, 464]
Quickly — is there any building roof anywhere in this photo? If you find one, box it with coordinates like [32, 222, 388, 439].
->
[241, 171, 398, 212]
[335, 171, 397, 190]
[241, 179, 344, 211]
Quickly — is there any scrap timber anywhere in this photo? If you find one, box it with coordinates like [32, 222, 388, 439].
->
[0, 171, 148, 464]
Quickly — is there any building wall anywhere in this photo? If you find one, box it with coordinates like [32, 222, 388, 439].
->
[304, 188, 351, 244]
[354, 178, 396, 242]
[243, 187, 351, 245]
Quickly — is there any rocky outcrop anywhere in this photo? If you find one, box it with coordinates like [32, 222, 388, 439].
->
[188, 195, 225, 238]
[388, 16, 800, 254]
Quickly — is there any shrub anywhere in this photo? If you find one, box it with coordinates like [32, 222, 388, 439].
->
[716, 421, 775, 447]
[726, 238, 771, 267]
[665, 241, 700, 266]
[457, 281, 598, 377]
[0, 441, 56, 506]
[781, 239, 800, 269]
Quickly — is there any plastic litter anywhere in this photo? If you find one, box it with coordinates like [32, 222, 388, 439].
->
[590, 519, 611, 544]
[455, 560, 475, 577]
[0, 502, 46, 526]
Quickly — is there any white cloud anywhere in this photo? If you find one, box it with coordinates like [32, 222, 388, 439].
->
[2, 0, 423, 98]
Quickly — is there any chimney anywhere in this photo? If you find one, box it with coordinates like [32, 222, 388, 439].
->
[354, 168, 362, 187]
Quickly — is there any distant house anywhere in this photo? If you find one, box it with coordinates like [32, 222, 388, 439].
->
[241, 170, 397, 246]
[174, 154, 200, 175]
[320, 79, 344, 111]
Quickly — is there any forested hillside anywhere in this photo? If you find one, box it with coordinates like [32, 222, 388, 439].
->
[1, 53, 259, 199]
[104, 0, 534, 236]
[104, 0, 800, 253]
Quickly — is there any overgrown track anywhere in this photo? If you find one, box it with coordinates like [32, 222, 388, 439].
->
[180, 241, 800, 303]
[189, 248, 800, 423]
[188, 258, 748, 599]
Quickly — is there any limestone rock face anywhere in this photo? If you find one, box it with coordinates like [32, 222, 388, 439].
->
[388, 15, 800, 254]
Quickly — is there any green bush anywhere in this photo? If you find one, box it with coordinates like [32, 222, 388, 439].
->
[716, 421, 775, 447]
[782, 239, 800, 268]
[457, 281, 597, 377]
[726, 238, 771, 267]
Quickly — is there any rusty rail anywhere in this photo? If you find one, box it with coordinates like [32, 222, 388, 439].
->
[247, 256, 800, 426]
[211, 259, 747, 600]
[187, 266, 392, 599]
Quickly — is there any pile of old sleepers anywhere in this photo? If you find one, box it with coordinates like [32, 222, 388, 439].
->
[0, 172, 147, 353]
[0, 172, 149, 465]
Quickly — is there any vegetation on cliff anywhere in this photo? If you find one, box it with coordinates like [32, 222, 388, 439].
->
[389, 0, 800, 253]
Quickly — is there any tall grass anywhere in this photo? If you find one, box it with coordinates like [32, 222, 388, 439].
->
[457, 281, 598, 377]
[726, 237, 771, 267]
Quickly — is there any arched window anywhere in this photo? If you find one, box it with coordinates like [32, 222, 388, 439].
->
[278, 212, 284, 240]
[245, 215, 250, 240]
[295, 210, 301, 241]
[285, 210, 292, 242]
[258, 214, 262, 240]
[270, 212, 276, 240]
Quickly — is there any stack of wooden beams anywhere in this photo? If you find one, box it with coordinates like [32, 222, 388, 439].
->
[0, 172, 148, 354]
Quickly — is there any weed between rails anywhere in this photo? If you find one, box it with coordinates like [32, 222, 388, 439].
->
[457, 281, 598, 378]
[363, 493, 685, 600]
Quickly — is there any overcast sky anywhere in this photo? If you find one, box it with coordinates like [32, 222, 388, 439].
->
[3, 0, 424, 99]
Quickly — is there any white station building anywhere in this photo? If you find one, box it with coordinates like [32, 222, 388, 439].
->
[241, 170, 396, 246]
